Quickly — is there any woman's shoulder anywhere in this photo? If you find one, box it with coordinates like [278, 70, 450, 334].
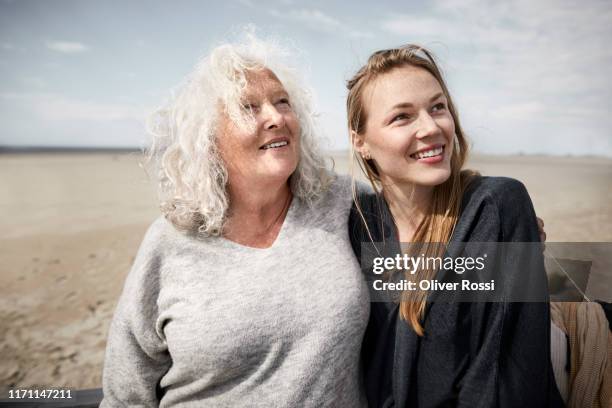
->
[462, 175, 531, 210]
[455, 175, 538, 242]
[130, 216, 194, 270]
[311, 172, 354, 213]
[140, 216, 180, 250]
[346, 179, 377, 211]
[348, 184, 393, 247]
[464, 175, 528, 197]
[327, 172, 351, 194]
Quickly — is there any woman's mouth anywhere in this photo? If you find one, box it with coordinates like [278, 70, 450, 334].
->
[260, 140, 289, 150]
[409, 145, 445, 163]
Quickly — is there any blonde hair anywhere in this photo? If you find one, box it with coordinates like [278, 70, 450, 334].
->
[346, 44, 476, 335]
[146, 34, 331, 236]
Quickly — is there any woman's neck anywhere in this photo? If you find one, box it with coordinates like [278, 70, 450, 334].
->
[223, 180, 293, 248]
[382, 180, 433, 242]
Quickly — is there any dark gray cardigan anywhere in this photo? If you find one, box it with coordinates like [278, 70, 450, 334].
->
[349, 176, 564, 408]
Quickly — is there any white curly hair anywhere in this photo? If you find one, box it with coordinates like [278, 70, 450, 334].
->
[145, 33, 332, 236]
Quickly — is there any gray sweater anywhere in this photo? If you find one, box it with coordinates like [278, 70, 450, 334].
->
[101, 175, 370, 407]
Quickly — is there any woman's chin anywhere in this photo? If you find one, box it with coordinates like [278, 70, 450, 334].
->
[411, 169, 451, 187]
[258, 161, 299, 183]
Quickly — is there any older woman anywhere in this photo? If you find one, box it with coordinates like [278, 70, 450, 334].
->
[100, 37, 369, 407]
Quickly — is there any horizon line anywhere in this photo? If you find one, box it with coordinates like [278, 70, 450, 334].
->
[1, 145, 612, 160]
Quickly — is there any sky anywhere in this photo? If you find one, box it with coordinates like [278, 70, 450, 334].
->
[1, 0, 611, 156]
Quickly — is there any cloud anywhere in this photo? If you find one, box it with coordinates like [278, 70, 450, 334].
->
[289, 9, 342, 29]
[46, 41, 90, 54]
[1, 42, 27, 52]
[382, 15, 455, 38]
[269, 8, 373, 38]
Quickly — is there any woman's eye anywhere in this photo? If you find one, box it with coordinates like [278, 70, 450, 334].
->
[391, 113, 411, 123]
[277, 98, 291, 107]
[431, 102, 446, 112]
[242, 103, 257, 112]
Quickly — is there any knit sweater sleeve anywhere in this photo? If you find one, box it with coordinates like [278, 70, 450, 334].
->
[100, 218, 172, 407]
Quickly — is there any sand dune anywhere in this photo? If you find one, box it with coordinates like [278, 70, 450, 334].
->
[1, 152, 611, 392]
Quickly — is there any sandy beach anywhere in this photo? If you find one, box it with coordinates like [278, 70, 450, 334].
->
[1, 151, 611, 392]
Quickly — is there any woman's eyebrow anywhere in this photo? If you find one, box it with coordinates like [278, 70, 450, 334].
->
[271, 88, 289, 98]
[429, 92, 444, 102]
[388, 93, 445, 112]
[389, 102, 414, 110]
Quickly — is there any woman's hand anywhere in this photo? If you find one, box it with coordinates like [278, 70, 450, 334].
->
[537, 217, 546, 242]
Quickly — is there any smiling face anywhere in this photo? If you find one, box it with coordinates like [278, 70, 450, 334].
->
[217, 69, 301, 190]
[354, 65, 455, 189]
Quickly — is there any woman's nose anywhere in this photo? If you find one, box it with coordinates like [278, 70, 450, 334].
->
[260, 103, 285, 130]
[415, 112, 440, 139]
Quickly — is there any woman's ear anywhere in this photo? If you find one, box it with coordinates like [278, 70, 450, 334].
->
[351, 130, 370, 159]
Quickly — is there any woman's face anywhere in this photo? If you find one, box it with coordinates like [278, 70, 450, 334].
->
[355, 65, 455, 189]
[217, 69, 300, 189]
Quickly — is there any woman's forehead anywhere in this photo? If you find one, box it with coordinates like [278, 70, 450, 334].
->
[243, 69, 287, 98]
[367, 67, 443, 107]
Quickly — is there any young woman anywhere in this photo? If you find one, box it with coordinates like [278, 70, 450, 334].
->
[347, 45, 563, 407]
